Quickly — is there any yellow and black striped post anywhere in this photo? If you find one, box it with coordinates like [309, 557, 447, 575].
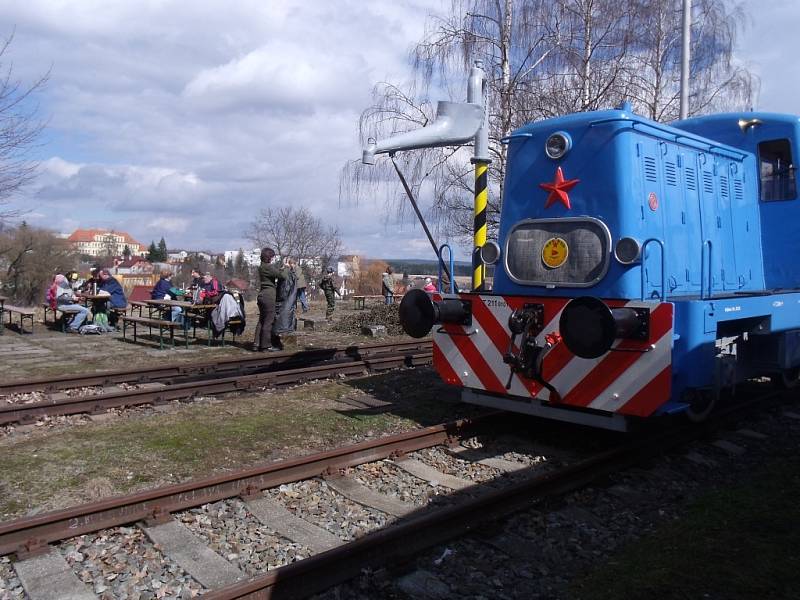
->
[472, 160, 489, 291]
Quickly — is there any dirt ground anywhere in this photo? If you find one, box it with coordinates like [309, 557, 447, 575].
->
[0, 298, 398, 382]
[0, 297, 474, 521]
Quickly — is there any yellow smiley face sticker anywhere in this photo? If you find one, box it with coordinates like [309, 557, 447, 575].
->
[542, 237, 569, 269]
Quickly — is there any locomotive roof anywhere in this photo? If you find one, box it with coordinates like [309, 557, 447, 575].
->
[509, 107, 793, 160]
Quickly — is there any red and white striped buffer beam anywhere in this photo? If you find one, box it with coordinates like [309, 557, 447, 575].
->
[431, 293, 674, 418]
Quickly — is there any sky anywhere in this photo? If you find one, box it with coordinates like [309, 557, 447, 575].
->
[1, 0, 798, 260]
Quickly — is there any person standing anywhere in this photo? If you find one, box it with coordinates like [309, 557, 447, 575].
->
[382, 265, 394, 305]
[254, 247, 286, 351]
[319, 266, 339, 319]
[289, 258, 308, 313]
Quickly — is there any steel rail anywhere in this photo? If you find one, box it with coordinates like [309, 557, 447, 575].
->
[204, 390, 789, 600]
[0, 340, 433, 394]
[0, 350, 432, 425]
[0, 415, 495, 557]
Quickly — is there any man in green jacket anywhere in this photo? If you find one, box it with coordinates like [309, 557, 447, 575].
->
[254, 247, 286, 351]
[319, 267, 339, 319]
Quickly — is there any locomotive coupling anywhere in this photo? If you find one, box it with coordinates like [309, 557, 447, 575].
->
[399, 288, 472, 338]
[559, 296, 650, 359]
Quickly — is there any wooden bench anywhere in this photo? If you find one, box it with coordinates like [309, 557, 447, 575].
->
[217, 317, 243, 346]
[4, 305, 36, 334]
[129, 300, 149, 316]
[42, 303, 69, 332]
[352, 294, 403, 309]
[121, 315, 188, 349]
[352, 295, 382, 309]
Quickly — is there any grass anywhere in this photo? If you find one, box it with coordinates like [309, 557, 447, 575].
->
[571, 455, 800, 600]
[0, 368, 469, 520]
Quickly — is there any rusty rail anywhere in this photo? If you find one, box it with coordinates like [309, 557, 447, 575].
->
[0, 349, 432, 425]
[203, 389, 789, 599]
[0, 415, 494, 557]
[0, 340, 432, 394]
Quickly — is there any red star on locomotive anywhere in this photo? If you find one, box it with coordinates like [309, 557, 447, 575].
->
[539, 166, 580, 209]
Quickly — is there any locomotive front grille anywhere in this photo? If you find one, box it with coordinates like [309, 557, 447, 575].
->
[505, 217, 611, 287]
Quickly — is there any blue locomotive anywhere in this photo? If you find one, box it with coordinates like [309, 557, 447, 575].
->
[396, 104, 800, 430]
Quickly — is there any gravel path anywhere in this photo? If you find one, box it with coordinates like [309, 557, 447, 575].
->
[0, 556, 24, 600]
[178, 499, 312, 576]
[266, 479, 390, 541]
[61, 526, 203, 599]
[315, 402, 800, 599]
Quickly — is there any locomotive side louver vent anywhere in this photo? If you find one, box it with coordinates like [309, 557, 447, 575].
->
[720, 175, 729, 198]
[685, 167, 696, 190]
[505, 218, 610, 287]
[665, 162, 677, 186]
[734, 179, 744, 202]
[644, 156, 657, 182]
[703, 171, 714, 194]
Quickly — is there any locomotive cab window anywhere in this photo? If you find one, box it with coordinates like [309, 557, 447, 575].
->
[758, 138, 797, 202]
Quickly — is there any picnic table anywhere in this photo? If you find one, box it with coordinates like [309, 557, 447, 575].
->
[144, 299, 219, 346]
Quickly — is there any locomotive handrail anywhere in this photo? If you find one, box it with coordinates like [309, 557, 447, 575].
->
[500, 132, 533, 144]
[640, 238, 666, 301]
[588, 117, 747, 160]
[701, 240, 713, 300]
[438, 243, 456, 294]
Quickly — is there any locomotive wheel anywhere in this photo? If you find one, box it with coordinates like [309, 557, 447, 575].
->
[685, 389, 716, 422]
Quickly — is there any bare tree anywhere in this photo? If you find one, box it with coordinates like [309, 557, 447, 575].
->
[0, 222, 76, 303]
[342, 0, 755, 242]
[245, 206, 343, 274]
[0, 32, 49, 222]
[626, 0, 755, 121]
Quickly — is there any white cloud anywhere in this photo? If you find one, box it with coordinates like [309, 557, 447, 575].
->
[146, 217, 189, 234]
[9, 0, 792, 262]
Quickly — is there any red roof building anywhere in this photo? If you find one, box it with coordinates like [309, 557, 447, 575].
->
[67, 229, 146, 257]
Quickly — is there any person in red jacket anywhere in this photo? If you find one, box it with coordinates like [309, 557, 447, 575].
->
[198, 272, 222, 303]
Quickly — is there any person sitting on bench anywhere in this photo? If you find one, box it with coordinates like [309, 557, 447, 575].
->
[48, 274, 91, 333]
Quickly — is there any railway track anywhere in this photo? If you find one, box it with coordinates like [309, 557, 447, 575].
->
[0, 340, 432, 425]
[0, 340, 432, 394]
[2, 389, 790, 599]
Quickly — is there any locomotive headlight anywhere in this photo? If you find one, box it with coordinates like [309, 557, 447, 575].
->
[480, 241, 501, 265]
[614, 237, 641, 265]
[545, 131, 572, 159]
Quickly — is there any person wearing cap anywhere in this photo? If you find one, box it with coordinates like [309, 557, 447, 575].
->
[65, 270, 84, 293]
[319, 266, 339, 319]
[423, 277, 437, 292]
[254, 247, 286, 351]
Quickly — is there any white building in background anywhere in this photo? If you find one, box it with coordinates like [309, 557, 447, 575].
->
[223, 249, 261, 266]
[67, 229, 146, 257]
[167, 250, 189, 262]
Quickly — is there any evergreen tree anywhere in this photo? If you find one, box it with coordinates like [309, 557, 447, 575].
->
[157, 237, 168, 261]
[122, 244, 131, 260]
[225, 257, 235, 277]
[147, 241, 159, 262]
[234, 249, 247, 278]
